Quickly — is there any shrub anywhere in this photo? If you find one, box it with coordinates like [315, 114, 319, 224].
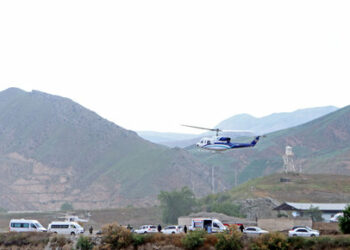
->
[215, 231, 242, 250]
[0, 232, 49, 247]
[204, 234, 218, 247]
[132, 233, 148, 247]
[50, 235, 71, 248]
[287, 236, 306, 249]
[250, 233, 288, 250]
[332, 236, 350, 248]
[182, 230, 206, 249]
[312, 237, 333, 249]
[170, 234, 185, 247]
[76, 236, 94, 250]
[101, 223, 133, 249]
[339, 204, 350, 234]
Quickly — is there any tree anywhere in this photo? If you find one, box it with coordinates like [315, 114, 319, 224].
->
[207, 202, 243, 217]
[339, 205, 350, 234]
[158, 187, 196, 224]
[60, 202, 74, 211]
[306, 206, 323, 222]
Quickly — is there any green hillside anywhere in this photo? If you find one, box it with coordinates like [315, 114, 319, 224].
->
[221, 173, 350, 202]
[200, 173, 350, 220]
[0, 88, 210, 211]
[189, 105, 350, 189]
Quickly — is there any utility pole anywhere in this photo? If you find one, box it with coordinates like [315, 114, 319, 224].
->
[190, 170, 195, 193]
[211, 166, 215, 193]
[234, 167, 238, 187]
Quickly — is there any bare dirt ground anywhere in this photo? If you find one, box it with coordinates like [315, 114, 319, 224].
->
[0, 206, 162, 232]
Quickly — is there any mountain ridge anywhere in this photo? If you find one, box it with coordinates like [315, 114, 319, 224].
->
[0, 88, 211, 211]
[138, 106, 338, 147]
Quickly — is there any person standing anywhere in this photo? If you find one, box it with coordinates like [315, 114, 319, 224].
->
[89, 225, 93, 235]
[184, 225, 187, 234]
[157, 224, 162, 233]
[239, 224, 244, 232]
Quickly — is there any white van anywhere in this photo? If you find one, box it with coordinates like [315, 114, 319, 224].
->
[48, 221, 84, 235]
[9, 219, 47, 232]
[189, 218, 226, 233]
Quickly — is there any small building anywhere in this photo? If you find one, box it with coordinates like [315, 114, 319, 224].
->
[274, 202, 349, 222]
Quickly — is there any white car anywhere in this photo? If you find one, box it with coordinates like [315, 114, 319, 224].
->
[243, 226, 269, 235]
[134, 225, 158, 234]
[288, 227, 319, 237]
[161, 225, 183, 234]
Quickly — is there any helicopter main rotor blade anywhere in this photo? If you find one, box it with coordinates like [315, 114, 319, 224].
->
[221, 129, 253, 133]
[181, 124, 221, 132]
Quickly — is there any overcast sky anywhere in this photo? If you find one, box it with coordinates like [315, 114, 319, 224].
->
[0, 0, 349, 133]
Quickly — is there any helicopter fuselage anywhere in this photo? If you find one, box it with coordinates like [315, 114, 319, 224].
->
[196, 136, 261, 151]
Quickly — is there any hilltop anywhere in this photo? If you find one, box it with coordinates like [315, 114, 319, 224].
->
[216, 106, 338, 135]
[0, 88, 211, 211]
[219, 173, 350, 203]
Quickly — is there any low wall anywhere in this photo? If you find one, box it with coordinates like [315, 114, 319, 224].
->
[313, 222, 341, 235]
[258, 218, 312, 231]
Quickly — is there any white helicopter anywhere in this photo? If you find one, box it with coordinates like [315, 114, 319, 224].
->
[57, 214, 89, 223]
[182, 125, 264, 152]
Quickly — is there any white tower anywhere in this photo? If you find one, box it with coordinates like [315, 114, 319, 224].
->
[283, 146, 296, 173]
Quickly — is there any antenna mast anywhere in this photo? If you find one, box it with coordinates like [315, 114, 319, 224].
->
[282, 146, 296, 173]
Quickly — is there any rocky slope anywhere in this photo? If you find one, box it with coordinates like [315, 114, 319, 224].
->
[0, 88, 211, 211]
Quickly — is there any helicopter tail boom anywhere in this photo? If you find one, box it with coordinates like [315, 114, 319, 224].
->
[250, 136, 261, 146]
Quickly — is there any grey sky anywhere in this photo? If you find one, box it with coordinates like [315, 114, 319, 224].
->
[0, 0, 349, 133]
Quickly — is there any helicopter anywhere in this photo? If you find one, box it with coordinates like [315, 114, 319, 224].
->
[182, 124, 264, 152]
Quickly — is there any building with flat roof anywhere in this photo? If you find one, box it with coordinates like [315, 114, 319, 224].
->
[274, 202, 349, 222]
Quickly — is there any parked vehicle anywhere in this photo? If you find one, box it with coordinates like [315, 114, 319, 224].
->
[243, 226, 268, 235]
[291, 226, 314, 231]
[134, 225, 158, 234]
[330, 212, 343, 222]
[189, 218, 226, 233]
[161, 225, 183, 234]
[288, 227, 319, 237]
[47, 221, 84, 235]
[9, 219, 47, 232]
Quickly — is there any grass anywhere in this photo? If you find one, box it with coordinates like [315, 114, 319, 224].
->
[207, 173, 350, 203]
